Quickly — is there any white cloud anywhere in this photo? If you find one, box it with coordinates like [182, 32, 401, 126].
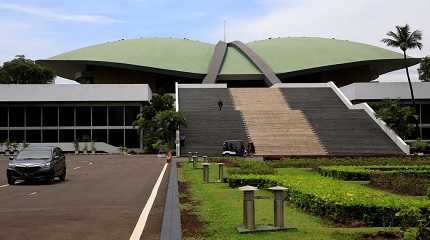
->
[0, 3, 123, 23]
[214, 0, 430, 82]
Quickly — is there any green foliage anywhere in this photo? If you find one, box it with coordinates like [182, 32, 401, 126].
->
[155, 110, 186, 147]
[133, 94, 186, 152]
[374, 99, 416, 138]
[395, 207, 422, 228]
[370, 172, 430, 196]
[227, 168, 430, 226]
[227, 160, 276, 175]
[427, 186, 430, 199]
[272, 157, 430, 168]
[151, 94, 174, 112]
[319, 165, 430, 181]
[413, 138, 428, 153]
[0, 56, 56, 84]
[418, 56, 430, 82]
[382, 24, 423, 52]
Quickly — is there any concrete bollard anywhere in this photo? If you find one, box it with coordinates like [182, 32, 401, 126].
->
[202, 163, 210, 183]
[218, 163, 224, 182]
[192, 155, 197, 169]
[239, 185, 258, 230]
[203, 155, 208, 163]
[268, 186, 288, 229]
[188, 152, 193, 162]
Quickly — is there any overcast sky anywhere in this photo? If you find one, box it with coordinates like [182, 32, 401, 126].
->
[0, 0, 429, 84]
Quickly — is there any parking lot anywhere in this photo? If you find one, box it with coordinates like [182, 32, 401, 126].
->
[0, 154, 168, 240]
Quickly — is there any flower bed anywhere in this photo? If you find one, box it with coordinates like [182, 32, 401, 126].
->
[227, 168, 430, 227]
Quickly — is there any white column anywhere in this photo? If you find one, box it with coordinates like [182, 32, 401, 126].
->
[175, 82, 180, 157]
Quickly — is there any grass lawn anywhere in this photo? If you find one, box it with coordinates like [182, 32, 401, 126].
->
[179, 163, 399, 240]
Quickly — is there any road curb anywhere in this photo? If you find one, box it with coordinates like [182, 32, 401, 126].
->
[160, 158, 182, 240]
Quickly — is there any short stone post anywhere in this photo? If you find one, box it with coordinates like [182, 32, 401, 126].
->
[188, 152, 193, 162]
[202, 163, 210, 183]
[192, 155, 197, 169]
[268, 186, 288, 229]
[218, 163, 224, 182]
[239, 186, 258, 231]
[202, 155, 208, 163]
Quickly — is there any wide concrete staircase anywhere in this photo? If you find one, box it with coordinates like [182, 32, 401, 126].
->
[230, 88, 327, 156]
[178, 88, 248, 156]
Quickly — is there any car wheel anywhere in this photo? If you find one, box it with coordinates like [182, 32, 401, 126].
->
[59, 169, 66, 181]
[7, 177, 15, 185]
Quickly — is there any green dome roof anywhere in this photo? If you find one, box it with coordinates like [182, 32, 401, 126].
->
[44, 37, 415, 78]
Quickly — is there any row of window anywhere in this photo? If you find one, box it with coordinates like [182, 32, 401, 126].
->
[0, 106, 141, 127]
[0, 129, 139, 148]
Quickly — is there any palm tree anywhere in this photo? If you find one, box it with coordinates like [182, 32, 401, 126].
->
[382, 24, 423, 138]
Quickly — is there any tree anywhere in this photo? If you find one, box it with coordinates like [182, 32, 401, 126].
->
[374, 99, 416, 139]
[0, 56, 56, 84]
[133, 94, 186, 153]
[382, 24, 423, 138]
[155, 110, 186, 148]
[418, 56, 430, 82]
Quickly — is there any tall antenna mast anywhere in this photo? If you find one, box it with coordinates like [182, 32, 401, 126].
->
[223, 19, 226, 42]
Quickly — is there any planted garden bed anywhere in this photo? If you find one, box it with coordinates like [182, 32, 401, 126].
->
[318, 165, 430, 181]
[227, 168, 430, 227]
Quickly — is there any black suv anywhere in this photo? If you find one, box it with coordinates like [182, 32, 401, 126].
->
[7, 146, 66, 185]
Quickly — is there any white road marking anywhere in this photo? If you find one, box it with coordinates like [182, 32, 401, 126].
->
[129, 163, 168, 240]
[0, 184, 9, 188]
[73, 166, 81, 170]
[88, 162, 93, 165]
[28, 192, 37, 196]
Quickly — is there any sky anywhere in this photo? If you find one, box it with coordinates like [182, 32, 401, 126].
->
[0, 0, 429, 84]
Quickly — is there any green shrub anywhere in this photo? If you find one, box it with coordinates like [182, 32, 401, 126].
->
[413, 139, 428, 153]
[227, 169, 430, 227]
[319, 165, 430, 181]
[427, 186, 430, 199]
[370, 172, 430, 196]
[274, 157, 430, 168]
[227, 160, 276, 175]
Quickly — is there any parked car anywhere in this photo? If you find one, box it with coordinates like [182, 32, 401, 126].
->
[222, 140, 246, 157]
[7, 146, 66, 185]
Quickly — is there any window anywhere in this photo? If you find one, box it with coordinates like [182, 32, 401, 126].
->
[9, 107, 24, 127]
[93, 129, 107, 143]
[76, 129, 91, 142]
[9, 130, 24, 142]
[43, 107, 58, 126]
[125, 106, 140, 126]
[92, 106, 107, 126]
[108, 129, 123, 147]
[125, 129, 139, 148]
[76, 107, 91, 126]
[0, 130, 7, 142]
[0, 107, 8, 127]
[59, 130, 74, 142]
[108, 106, 123, 126]
[43, 130, 58, 143]
[26, 107, 41, 127]
[59, 107, 75, 126]
[422, 128, 430, 140]
[421, 104, 430, 124]
[26, 130, 41, 143]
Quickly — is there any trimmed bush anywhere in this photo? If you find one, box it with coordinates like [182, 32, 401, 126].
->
[227, 169, 430, 227]
[319, 165, 430, 181]
[227, 160, 276, 175]
[427, 186, 430, 199]
[273, 157, 430, 168]
[370, 172, 430, 196]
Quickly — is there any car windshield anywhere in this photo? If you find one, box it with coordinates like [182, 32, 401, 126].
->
[16, 150, 52, 160]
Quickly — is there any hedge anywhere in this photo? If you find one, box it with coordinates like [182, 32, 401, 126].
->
[273, 157, 430, 168]
[369, 172, 430, 196]
[318, 165, 430, 181]
[227, 168, 430, 227]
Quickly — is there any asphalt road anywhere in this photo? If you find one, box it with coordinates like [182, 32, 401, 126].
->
[0, 154, 168, 240]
